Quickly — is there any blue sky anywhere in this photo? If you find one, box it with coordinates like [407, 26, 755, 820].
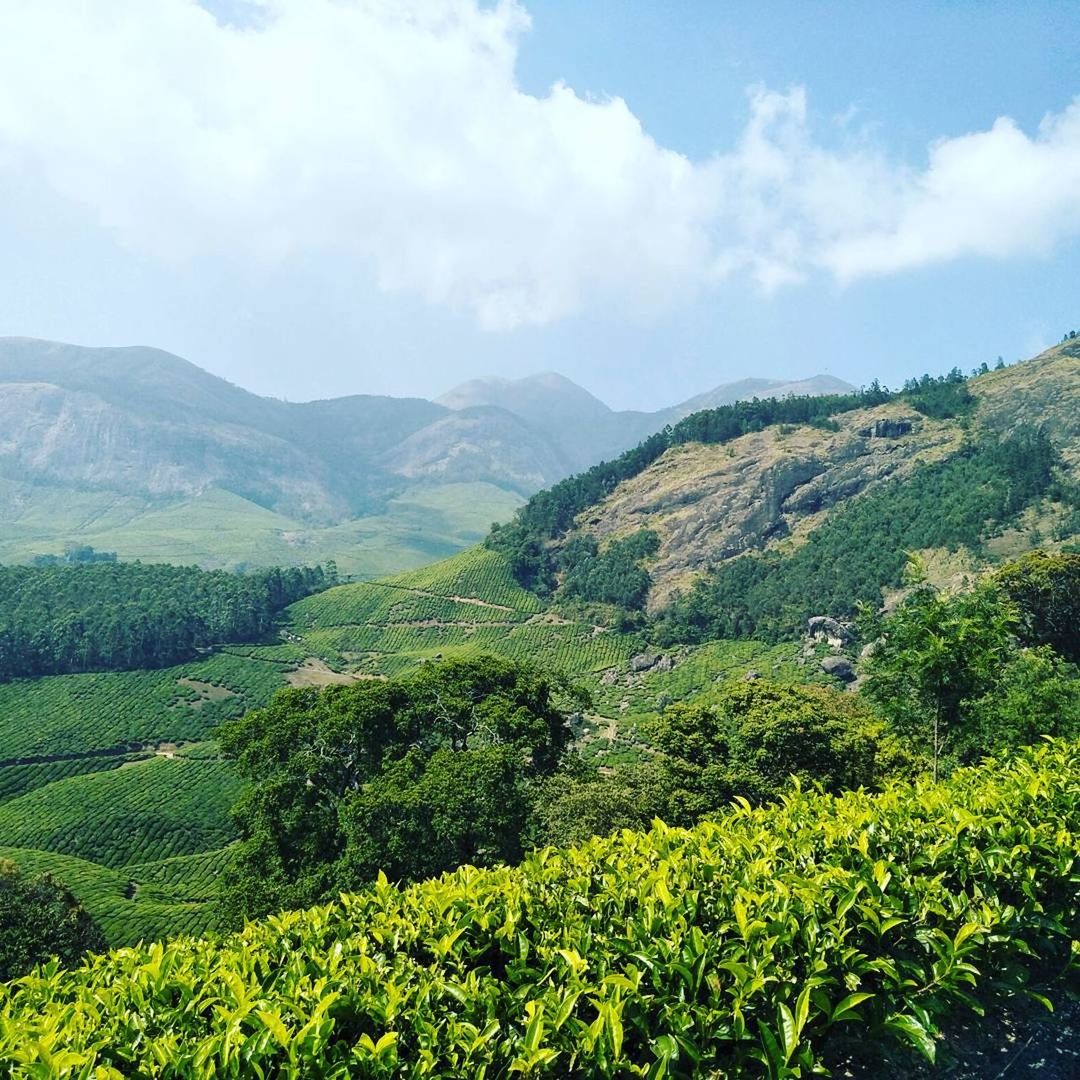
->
[1, 0, 1078, 409]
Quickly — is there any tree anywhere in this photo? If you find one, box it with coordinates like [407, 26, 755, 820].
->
[0, 861, 106, 980]
[995, 550, 1080, 663]
[859, 580, 1077, 778]
[218, 656, 585, 922]
[645, 680, 900, 818]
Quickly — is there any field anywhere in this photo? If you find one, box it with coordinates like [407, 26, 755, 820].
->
[0, 544, 854, 948]
[0, 480, 522, 577]
[0, 644, 296, 945]
[0, 845, 230, 946]
[0, 751, 243, 868]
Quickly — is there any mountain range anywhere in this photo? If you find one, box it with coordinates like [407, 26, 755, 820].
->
[0, 337, 851, 573]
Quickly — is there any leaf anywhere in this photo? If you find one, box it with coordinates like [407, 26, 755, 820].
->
[885, 1014, 936, 1063]
[777, 1002, 797, 1062]
[830, 992, 875, 1023]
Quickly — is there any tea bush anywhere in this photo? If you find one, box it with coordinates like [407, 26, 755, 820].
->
[0, 738, 1076, 1077]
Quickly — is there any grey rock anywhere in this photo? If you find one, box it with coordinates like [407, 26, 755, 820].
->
[821, 655, 855, 681]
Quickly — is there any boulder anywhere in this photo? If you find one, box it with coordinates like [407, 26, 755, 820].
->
[820, 655, 855, 681]
[630, 652, 660, 673]
[807, 616, 854, 648]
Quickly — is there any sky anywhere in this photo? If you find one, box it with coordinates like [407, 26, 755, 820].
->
[1, 0, 1078, 410]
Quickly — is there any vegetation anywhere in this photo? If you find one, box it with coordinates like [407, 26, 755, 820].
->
[860, 578, 1080, 779]
[0, 650, 293, 761]
[217, 656, 586, 922]
[0, 739, 1075, 1076]
[488, 373, 974, 593]
[0, 859, 105, 982]
[0, 560, 332, 681]
[996, 549, 1080, 662]
[561, 529, 660, 610]
[0, 754, 243, 869]
[657, 427, 1061, 643]
[0, 846, 230, 947]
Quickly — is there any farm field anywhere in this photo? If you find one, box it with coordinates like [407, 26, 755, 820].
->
[0, 543, 832, 948]
[0, 480, 522, 577]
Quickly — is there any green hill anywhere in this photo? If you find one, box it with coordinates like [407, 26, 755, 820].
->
[0, 738, 1075, 1076]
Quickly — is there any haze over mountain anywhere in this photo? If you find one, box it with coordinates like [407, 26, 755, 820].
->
[0, 337, 851, 573]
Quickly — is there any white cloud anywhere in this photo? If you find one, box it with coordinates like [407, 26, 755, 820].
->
[1, 0, 1078, 330]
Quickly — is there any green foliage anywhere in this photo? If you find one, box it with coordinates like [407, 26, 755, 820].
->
[900, 368, 975, 419]
[0, 561, 331, 680]
[561, 530, 660, 610]
[217, 655, 584, 922]
[996, 549, 1080, 662]
[0, 859, 105, 982]
[0, 846, 231, 947]
[860, 581, 1080, 777]
[0, 739, 1076, 1076]
[658, 428, 1061, 643]
[285, 546, 637, 687]
[648, 680, 903, 814]
[0, 651, 292, 761]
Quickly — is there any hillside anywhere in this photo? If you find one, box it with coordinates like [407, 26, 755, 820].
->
[0, 338, 850, 573]
[0, 343, 1074, 961]
[495, 344, 1080, 617]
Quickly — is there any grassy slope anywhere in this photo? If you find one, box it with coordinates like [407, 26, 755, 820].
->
[0, 480, 522, 576]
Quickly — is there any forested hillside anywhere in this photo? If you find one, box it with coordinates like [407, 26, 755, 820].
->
[0, 561, 331, 680]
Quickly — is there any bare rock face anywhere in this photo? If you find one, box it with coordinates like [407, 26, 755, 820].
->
[571, 403, 958, 611]
[858, 418, 913, 438]
[820, 655, 855, 681]
[807, 616, 854, 649]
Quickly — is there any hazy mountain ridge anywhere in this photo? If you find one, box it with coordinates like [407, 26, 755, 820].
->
[0, 337, 851, 568]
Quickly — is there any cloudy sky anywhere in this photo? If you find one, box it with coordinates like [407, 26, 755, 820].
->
[1, 0, 1078, 408]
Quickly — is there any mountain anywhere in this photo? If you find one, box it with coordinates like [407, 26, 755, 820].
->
[667, 373, 856, 418]
[0, 337, 850, 572]
[435, 370, 855, 475]
[494, 340, 1080, 620]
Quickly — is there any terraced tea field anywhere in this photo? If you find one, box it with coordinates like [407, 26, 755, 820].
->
[0, 845, 230, 946]
[0, 545, 803, 948]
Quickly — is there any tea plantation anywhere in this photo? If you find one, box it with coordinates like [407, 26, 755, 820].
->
[1, 739, 1075, 1076]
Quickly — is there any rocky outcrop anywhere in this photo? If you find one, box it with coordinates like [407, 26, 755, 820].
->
[573, 402, 962, 611]
[807, 616, 854, 648]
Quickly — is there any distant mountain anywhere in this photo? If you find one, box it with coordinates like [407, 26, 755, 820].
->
[0, 336, 854, 571]
[667, 374, 856, 418]
[436, 370, 855, 474]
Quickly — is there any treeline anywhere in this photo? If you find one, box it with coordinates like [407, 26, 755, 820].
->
[0, 562, 333, 681]
[657, 427, 1062, 643]
[488, 371, 973, 592]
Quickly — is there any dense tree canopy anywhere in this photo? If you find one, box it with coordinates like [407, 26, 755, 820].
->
[860, 580, 1080, 777]
[995, 549, 1080, 663]
[0, 860, 106, 981]
[217, 655, 585, 922]
[0, 561, 332, 680]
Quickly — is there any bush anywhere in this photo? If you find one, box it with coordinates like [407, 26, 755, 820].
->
[0, 860, 105, 981]
[1, 740, 1076, 1076]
